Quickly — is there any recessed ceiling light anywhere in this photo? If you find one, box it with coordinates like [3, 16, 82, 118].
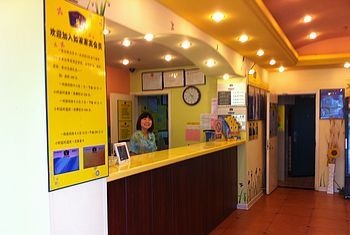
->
[248, 69, 255, 75]
[223, 73, 230, 80]
[205, 58, 216, 67]
[180, 40, 192, 49]
[122, 38, 131, 47]
[121, 58, 129, 65]
[269, 59, 276, 65]
[303, 15, 312, 23]
[344, 62, 350, 69]
[309, 32, 317, 40]
[211, 12, 225, 23]
[238, 34, 249, 43]
[103, 27, 110, 35]
[164, 54, 173, 62]
[278, 66, 285, 73]
[256, 49, 264, 56]
[144, 33, 154, 42]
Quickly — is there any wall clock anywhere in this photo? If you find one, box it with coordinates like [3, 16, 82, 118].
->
[183, 86, 201, 105]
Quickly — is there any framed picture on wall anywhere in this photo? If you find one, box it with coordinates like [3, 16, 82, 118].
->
[163, 70, 185, 88]
[320, 88, 345, 119]
[142, 72, 163, 91]
[185, 69, 206, 85]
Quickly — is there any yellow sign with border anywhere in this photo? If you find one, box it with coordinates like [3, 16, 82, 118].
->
[45, 0, 108, 191]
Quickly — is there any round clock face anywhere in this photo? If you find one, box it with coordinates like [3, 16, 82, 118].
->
[183, 86, 201, 105]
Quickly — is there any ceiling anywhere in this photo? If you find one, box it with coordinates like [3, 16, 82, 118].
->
[105, 0, 350, 73]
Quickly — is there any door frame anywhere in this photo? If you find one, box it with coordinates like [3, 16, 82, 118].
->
[131, 90, 172, 148]
[276, 91, 319, 190]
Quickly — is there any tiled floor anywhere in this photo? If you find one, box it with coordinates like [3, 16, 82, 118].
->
[211, 187, 350, 235]
[278, 176, 315, 189]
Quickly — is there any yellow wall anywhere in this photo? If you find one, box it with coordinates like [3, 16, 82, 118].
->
[130, 69, 217, 148]
[269, 68, 349, 93]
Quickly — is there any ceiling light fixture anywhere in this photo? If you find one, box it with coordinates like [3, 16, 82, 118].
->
[223, 73, 230, 80]
[269, 59, 276, 65]
[180, 40, 192, 49]
[303, 15, 312, 23]
[344, 62, 350, 69]
[164, 54, 173, 62]
[248, 69, 255, 75]
[122, 38, 131, 47]
[144, 33, 154, 42]
[238, 34, 249, 43]
[211, 12, 225, 23]
[257, 49, 264, 56]
[278, 66, 285, 73]
[103, 27, 110, 35]
[205, 58, 216, 67]
[121, 59, 129, 65]
[309, 32, 317, 40]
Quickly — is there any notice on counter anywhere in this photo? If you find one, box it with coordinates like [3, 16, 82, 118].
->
[231, 82, 246, 106]
[200, 113, 212, 130]
[185, 123, 201, 142]
[45, 0, 108, 191]
[217, 78, 246, 106]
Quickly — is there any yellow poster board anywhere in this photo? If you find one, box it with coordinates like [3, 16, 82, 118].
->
[118, 120, 132, 141]
[45, 0, 108, 191]
[118, 100, 132, 120]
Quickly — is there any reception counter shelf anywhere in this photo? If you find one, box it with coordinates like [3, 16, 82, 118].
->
[108, 139, 245, 182]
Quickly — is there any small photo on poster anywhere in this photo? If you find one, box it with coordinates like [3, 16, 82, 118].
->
[54, 148, 79, 175]
[83, 145, 105, 169]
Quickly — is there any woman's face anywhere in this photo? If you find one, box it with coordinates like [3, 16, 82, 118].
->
[140, 117, 152, 131]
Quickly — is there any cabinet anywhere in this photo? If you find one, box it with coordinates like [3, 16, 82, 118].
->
[107, 147, 237, 235]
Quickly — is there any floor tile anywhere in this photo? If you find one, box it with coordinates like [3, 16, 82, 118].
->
[211, 187, 350, 235]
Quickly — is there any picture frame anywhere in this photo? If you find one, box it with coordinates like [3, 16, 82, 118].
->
[185, 69, 206, 86]
[320, 88, 344, 119]
[142, 72, 163, 91]
[113, 142, 130, 164]
[163, 70, 185, 88]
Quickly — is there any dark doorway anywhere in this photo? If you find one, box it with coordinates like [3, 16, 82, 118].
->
[279, 94, 315, 189]
[289, 95, 315, 176]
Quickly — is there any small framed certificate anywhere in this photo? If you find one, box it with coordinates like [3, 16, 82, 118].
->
[185, 69, 206, 85]
[163, 70, 185, 88]
[113, 142, 130, 164]
[142, 72, 163, 91]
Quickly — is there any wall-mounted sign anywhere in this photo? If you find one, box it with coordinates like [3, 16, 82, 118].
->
[117, 100, 132, 141]
[118, 100, 132, 120]
[45, 0, 108, 191]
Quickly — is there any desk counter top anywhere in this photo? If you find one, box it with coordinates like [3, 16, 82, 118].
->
[107, 139, 245, 182]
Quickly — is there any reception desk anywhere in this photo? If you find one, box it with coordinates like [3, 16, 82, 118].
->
[107, 140, 244, 235]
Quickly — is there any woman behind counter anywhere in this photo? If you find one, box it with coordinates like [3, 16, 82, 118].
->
[129, 112, 157, 155]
